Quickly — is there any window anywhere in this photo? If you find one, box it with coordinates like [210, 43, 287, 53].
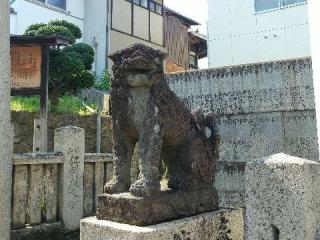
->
[132, 0, 163, 14]
[37, 0, 66, 9]
[255, 0, 279, 11]
[190, 54, 197, 67]
[155, 3, 162, 14]
[255, 0, 306, 12]
[150, 1, 162, 14]
[149, 1, 155, 11]
[282, 0, 306, 6]
[133, 0, 149, 9]
[47, 0, 66, 9]
[141, 0, 148, 8]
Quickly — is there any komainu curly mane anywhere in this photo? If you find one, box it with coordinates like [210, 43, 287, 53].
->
[104, 44, 217, 197]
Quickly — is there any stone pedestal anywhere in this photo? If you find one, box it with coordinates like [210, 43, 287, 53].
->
[97, 189, 218, 226]
[81, 209, 244, 240]
[245, 153, 320, 240]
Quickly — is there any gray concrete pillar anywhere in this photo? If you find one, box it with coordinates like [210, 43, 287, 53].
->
[308, 0, 320, 158]
[245, 153, 320, 240]
[0, 1, 13, 240]
[54, 126, 85, 232]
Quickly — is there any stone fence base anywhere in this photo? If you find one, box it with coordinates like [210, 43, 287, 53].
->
[80, 209, 244, 240]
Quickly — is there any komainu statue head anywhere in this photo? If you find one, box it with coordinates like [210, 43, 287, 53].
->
[109, 44, 167, 87]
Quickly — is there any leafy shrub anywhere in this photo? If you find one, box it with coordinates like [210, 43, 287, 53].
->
[48, 19, 82, 39]
[24, 23, 47, 35]
[24, 20, 95, 106]
[37, 25, 75, 44]
[94, 70, 111, 92]
[64, 43, 95, 70]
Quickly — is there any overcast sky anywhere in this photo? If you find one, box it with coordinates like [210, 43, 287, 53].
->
[164, 0, 209, 68]
[164, 0, 208, 35]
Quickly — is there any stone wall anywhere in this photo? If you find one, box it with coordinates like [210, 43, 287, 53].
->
[12, 111, 113, 153]
[166, 57, 318, 207]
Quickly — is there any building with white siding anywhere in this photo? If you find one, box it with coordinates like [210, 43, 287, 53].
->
[207, 0, 310, 67]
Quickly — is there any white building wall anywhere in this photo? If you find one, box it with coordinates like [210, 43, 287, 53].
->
[10, 12, 17, 34]
[83, 0, 107, 76]
[207, 0, 310, 67]
[10, 0, 84, 36]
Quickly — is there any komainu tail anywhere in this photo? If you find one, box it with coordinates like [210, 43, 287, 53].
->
[192, 108, 219, 156]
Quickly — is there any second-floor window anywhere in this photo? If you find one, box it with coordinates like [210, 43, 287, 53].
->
[132, 0, 163, 14]
[38, 0, 66, 10]
[255, 0, 306, 12]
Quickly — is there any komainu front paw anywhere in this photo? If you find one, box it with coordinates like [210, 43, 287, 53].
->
[104, 178, 128, 194]
[129, 178, 160, 197]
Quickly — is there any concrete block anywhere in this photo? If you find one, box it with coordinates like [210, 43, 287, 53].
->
[54, 126, 85, 232]
[245, 153, 320, 240]
[97, 189, 217, 226]
[81, 209, 244, 240]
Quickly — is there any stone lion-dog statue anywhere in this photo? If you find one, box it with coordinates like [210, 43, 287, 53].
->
[104, 44, 217, 197]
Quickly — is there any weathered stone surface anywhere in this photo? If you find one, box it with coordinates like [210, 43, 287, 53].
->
[81, 209, 244, 240]
[0, 0, 13, 238]
[167, 58, 318, 208]
[54, 126, 85, 232]
[167, 58, 314, 116]
[245, 153, 320, 240]
[105, 44, 217, 200]
[97, 189, 218, 226]
[215, 161, 245, 208]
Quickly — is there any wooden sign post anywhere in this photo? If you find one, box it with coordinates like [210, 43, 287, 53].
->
[10, 36, 68, 153]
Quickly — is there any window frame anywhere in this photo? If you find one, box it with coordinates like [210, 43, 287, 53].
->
[254, 0, 307, 13]
[111, 0, 164, 47]
[131, 0, 163, 15]
[149, 0, 163, 15]
[37, 0, 66, 10]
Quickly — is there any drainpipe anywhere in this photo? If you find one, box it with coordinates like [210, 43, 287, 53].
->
[105, 0, 111, 71]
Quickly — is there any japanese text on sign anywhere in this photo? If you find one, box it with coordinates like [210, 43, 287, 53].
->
[11, 46, 42, 89]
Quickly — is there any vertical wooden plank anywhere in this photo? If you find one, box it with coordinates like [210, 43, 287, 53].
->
[29, 165, 43, 225]
[40, 46, 49, 152]
[12, 165, 28, 229]
[83, 163, 94, 217]
[33, 119, 41, 153]
[43, 164, 58, 223]
[33, 119, 47, 153]
[106, 162, 114, 182]
[94, 162, 104, 211]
